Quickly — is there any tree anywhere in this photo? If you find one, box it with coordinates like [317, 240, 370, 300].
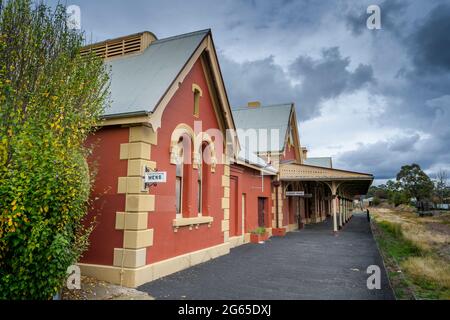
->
[434, 169, 448, 205]
[381, 180, 409, 206]
[367, 185, 388, 199]
[396, 164, 434, 202]
[0, 0, 109, 299]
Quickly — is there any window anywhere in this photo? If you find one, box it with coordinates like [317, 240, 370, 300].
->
[197, 143, 210, 216]
[175, 137, 190, 217]
[197, 156, 202, 215]
[175, 138, 184, 216]
[193, 89, 200, 117]
[241, 194, 246, 234]
[192, 84, 202, 117]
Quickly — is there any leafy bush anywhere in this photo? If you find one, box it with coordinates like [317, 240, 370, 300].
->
[0, 0, 109, 299]
[372, 196, 381, 206]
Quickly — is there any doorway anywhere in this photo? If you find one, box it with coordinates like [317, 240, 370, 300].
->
[258, 197, 267, 228]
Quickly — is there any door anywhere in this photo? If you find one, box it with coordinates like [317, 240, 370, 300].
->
[298, 197, 304, 229]
[258, 198, 266, 228]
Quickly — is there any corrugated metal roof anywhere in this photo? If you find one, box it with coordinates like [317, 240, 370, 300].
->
[304, 157, 333, 168]
[232, 103, 293, 153]
[104, 29, 210, 117]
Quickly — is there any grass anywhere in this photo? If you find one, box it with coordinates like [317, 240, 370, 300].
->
[371, 209, 450, 300]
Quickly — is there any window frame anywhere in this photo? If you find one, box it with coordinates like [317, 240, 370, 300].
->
[192, 83, 203, 118]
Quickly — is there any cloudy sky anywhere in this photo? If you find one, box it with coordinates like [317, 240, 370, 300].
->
[49, 0, 450, 184]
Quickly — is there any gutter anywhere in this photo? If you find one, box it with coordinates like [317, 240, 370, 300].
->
[101, 110, 152, 120]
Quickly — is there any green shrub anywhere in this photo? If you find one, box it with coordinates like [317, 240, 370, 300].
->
[251, 227, 267, 235]
[0, 0, 109, 299]
[372, 197, 381, 206]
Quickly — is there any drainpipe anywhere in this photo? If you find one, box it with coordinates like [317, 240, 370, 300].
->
[272, 180, 281, 228]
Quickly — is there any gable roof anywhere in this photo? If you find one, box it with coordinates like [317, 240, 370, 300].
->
[232, 103, 294, 153]
[104, 29, 210, 118]
[304, 157, 333, 168]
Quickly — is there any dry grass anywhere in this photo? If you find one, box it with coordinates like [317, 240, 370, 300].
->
[401, 223, 449, 251]
[401, 256, 450, 289]
[371, 207, 450, 299]
[371, 208, 450, 253]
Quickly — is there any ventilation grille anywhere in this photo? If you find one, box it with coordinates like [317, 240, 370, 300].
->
[80, 32, 156, 59]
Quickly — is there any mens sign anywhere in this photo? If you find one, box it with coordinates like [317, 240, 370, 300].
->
[144, 171, 167, 184]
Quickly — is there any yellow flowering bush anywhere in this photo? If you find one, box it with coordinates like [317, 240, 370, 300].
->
[0, 0, 109, 299]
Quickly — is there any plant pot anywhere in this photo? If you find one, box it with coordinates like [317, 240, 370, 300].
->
[250, 232, 269, 243]
[272, 228, 286, 237]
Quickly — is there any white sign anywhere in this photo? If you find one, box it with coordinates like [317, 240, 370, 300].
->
[286, 191, 305, 197]
[144, 171, 167, 184]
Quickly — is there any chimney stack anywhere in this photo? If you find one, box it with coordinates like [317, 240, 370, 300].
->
[301, 147, 308, 160]
[247, 101, 261, 108]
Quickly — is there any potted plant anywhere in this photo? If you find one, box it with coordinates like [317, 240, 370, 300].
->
[272, 227, 286, 237]
[250, 227, 269, 243]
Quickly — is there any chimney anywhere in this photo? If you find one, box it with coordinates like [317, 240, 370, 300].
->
[247, 101, 261, 108]
[301, 147, 308, 160]
[80, 31, 157, 60]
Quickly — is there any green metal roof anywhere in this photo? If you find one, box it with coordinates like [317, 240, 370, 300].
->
[304, 157, 333, 168]
[232, 103, 293, 153]
[104, 29, 210, 118]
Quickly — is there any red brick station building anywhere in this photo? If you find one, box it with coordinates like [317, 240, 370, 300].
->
[78, 30, 373, 287]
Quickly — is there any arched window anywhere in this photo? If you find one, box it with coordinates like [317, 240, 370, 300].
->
[197, 154, 202, 215]
[192, 84, 202, 118]
[197, 143, 210, 216]
[175, 138, 184, 217]
[175, 135, 193, 218]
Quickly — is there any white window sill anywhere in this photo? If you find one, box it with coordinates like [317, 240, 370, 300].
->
[173, 216, 213, 231]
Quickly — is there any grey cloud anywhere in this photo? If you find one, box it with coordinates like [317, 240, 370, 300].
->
[219, 54, 303, 108]
[335, 94, 450, 179]
[387, 134, 420, 152]
[220, 47, 374, 121]
[335, 134, 426, 179]
[407, 3, 450, 74]
[289, 47, 374, 115]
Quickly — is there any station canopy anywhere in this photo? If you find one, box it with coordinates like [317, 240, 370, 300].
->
[280, 163, 374, 197]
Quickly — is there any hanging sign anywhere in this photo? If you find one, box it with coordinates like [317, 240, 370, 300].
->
[286, 191, 312, 198]
[144, 171, 167, 184]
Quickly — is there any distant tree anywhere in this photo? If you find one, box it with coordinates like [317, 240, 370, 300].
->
[396, 164, 434, 202]
[367, 185, 388, 199]
[381, 180, 406, 206]
[434, 169, 448, 204]
[386, 180, 400, 193]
